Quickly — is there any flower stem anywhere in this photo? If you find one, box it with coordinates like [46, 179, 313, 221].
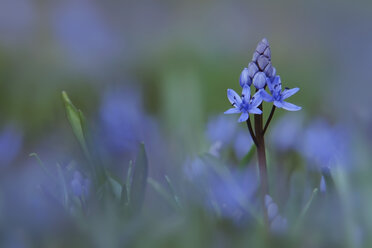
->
[246, 119, 258, 146]
[263, 106, 276, 135]
[254, 103, 269, 227]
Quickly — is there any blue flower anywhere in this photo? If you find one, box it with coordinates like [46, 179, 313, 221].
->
[224, 86, 262, 122]
[239, 67, 251, 87]
[260, 76, 301, 111]
[71, 171, 90, 198]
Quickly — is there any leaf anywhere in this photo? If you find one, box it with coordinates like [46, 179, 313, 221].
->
[148, 178, 178, 210]
[56, 163, 69, 208]
[61, 91, 90, 161]
[108, 175, 123, 200]
[29, 153, 53, 179]
[121, 160, 133, 206]
[165, 175, 181, 208]
[129, 143, 148, 214]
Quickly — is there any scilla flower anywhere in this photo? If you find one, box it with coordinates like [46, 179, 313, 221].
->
[260, 76, 301, 111]
[224, 85, 262, 122]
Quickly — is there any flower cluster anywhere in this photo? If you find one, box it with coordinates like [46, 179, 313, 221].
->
[225, 38, 301, 122]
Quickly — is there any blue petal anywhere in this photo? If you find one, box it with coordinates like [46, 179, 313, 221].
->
[238, 112, 249, 122]
[282, 88, 299, 100]
[274, 100, 284, 108]
[224, 108, 240, 114]
[227, 89, 242, 105]
[281, 101, 302, 111]
[249, 107, 262, 114]
[251, 91, 263, 108]
[242, 85, 251, 102]
[259, 89, 273, 102]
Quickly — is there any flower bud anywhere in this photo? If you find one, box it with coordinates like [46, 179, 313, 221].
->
[253, 72, 267, 89]
[257, 55, 269, 70]
[255, 38, 269, 54]
[239, 68, 251, 87]
[247, 62, 258, 78]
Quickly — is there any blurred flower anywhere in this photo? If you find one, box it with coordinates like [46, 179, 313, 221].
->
[260, 76, 301, 111]
[300, 119, 350, 169]
[0, 125, 22, 167]
[224, 86, 262, 122]
[70, 171, 90, 198]
[52, 0, 120, 71]
[234, 130, 253, 160]
[208, 167, 258, 221]
[269, 113, 303, 152]
[320, 175, 326, 193]
[0, 0, 35, 46]
[265, 195, 287, 234]
[206, 114, 236, 146]
[99, 86, 144, 155]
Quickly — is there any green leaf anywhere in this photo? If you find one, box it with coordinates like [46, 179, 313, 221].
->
[148, 178, 178, 210]
[129, 143, 148, 214]
[165, 175, 181, 208]
[61, 91, 90, 160]
[108, 175, 123, 200]
[56, 163, 69, 208]
[121, 160, 133, 206]
[29, 153, 53, 179]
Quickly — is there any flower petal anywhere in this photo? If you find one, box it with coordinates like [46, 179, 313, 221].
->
[249, 107, 262, 114]
[282, 88, 299, 100]
[251, 91, 263, 108]
[281, 101, 301, 111]
[227, 89, 241, 106]
[242, 85, 251, 102]
[224, 108, 241, 114]
[259, 89, 273, 102]
[274, 100, 284, 108]
[238, 112, 249, 122]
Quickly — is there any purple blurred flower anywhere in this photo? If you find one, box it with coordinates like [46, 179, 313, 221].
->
[234, 130, 253, 160]
[300, 119, 350, 169]
[0, 125, 22, 167]
[52, 0, 120, 71]
[265, 195, 287, 233]
[0, 0, 35, 46]
[269, 113, 303, 152]
[320, 175, 326, 193]
[208, 167, 258, 221]
[224, 86, 262, 122]
[206, 115, 236, 146]
[70, 171, 90, 198]
[100, 87, 144, 154]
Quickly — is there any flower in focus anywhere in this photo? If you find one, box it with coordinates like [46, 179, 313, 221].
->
[242, 38, 275, 89]
[224, 86, 262, 122]
[260, 76, 301, 111]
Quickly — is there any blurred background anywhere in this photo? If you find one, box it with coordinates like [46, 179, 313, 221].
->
[1, 0, 372, 247]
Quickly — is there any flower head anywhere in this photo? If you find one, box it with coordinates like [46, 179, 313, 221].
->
[260, 76, 301, 111]
[224, 86, 262, 122]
